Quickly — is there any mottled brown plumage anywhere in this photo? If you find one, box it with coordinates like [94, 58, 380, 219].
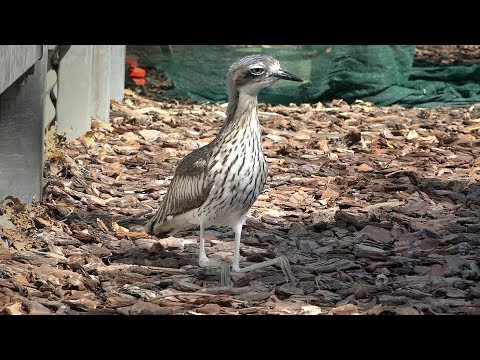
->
[146, 54, 302, 285]
[146, 143, 214, 234]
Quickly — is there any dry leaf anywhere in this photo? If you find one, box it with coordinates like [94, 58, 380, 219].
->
[357, 163, 374, 172]
[103, 162, 123, 177]
[138, 129, 162, 142]
[78, 131, 96, 148]
[317, 138, 330, 152]
[329, 304, 359, 315]
[321, 188, 339, 201]
[406, 129, 419, 140]
[121, 132, 140, 142]
[300, 305, 323, 315]
[92, 118, 114, 132]
[3, 302, 25, 315]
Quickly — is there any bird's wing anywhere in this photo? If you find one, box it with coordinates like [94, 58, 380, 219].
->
[146, 144, 214, 233]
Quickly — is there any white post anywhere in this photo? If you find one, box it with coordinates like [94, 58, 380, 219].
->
[0, 45, 47, 202]
[110, 45, 125, 102]
[56, 45, 94, 140]
[91, 45, 112, 122]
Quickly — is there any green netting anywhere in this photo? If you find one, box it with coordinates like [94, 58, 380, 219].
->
[132, 45, 480, 108]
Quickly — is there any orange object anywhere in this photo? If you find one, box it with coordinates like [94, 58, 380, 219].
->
[132, 77, 146, 85]
[129, 66, 146, 78]
[126, 55, 146, 86]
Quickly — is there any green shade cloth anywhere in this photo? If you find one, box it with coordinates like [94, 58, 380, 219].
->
[133, 45, 480, 108]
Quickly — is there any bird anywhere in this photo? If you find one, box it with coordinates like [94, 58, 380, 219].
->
[145, 54, 302, 285]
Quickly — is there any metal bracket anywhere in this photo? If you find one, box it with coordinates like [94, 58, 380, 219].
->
[46, 45, 71, 111]
[48, 45, 71, 71]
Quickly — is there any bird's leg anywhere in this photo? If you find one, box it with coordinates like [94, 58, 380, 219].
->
[230, 221, 297, 285]
[232, 221, 244, 272]
[198, 223, 210, 267]
[198, 223, 231, 286]
[232, 255, 298, 285]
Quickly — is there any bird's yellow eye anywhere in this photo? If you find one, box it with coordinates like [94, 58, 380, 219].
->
[250, 67, 265, 76]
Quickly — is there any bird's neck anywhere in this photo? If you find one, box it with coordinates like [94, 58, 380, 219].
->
[220, 90, 259, 137]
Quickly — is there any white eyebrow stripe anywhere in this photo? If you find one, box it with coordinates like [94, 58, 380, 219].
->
[270, 63, 280, 72]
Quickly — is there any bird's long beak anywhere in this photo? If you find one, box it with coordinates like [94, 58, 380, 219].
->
[274, 69, 303, 82]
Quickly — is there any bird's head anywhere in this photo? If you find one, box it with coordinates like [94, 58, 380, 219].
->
[227, 54, 302, 97]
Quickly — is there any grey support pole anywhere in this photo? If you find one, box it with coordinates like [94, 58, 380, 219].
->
[0, 46, 47, 203]
[91, 45, 112, 122]
[110, 45, 125, 102]
[56, 45, 94, 139]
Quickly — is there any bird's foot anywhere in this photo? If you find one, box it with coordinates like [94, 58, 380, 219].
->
[199, 256, 232, 286]
[199, 256, 217, 268]
[230, 255, 298, 285]
[277, 255, 298, 286]
[230, 263, 248, 282]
